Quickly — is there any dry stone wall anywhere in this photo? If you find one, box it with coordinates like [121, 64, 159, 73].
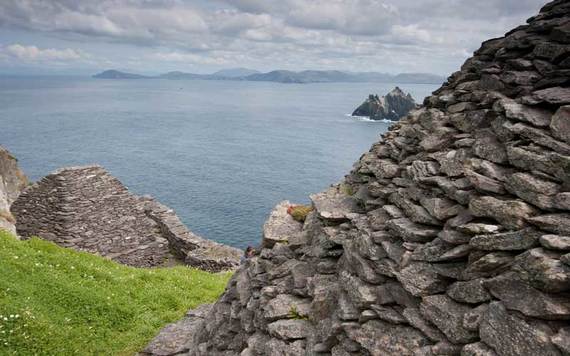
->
[0, 146, 28, 234]
[144, 1, 570, 355]
[11, 165, 240, 271]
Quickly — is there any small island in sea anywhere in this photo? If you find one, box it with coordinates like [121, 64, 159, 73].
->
[352, 87, 418, 121]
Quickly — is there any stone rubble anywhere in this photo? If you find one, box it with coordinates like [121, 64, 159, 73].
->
[11, 165, 240, 271]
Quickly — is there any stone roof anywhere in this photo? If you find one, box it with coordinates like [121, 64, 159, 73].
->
[143, 1, 570, 355]
[11, 165, 240, 270]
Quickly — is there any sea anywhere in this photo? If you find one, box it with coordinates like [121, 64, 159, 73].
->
[0, 76, 439, 249]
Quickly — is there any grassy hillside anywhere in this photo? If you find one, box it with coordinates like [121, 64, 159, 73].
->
[0, 230, 232, 355]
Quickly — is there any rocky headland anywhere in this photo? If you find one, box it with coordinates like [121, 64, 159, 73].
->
[0, 147, 28, 235]
[141, 1, 570, 355]
[352, 87, 418, 121]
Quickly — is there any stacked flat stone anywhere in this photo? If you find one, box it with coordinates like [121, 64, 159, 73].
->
[11, 165, 240, 270]
[144, 1, 570, 355]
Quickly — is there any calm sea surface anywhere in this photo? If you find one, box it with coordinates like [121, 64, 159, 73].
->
[0, 77, 438, 248]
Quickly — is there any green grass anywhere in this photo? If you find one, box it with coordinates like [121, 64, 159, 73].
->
[0, 230, 232, 355]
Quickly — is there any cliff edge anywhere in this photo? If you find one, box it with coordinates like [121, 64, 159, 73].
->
[144, 1, 570, 355]
[0, 146, 28, 234]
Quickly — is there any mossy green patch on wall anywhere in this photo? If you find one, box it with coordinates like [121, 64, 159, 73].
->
[0, 230, 231, 355]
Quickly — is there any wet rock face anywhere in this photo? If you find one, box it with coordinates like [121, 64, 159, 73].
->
[145, 1, 570, 355]
[11, 166, 240, 271]
[352, 87, 418, 121]
[0, 146, 28, 234]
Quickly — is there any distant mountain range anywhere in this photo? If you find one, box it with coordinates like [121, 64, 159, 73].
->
[93, 68, 445, 84]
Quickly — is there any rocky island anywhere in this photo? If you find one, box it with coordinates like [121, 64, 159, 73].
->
[352, 87, 418, 121]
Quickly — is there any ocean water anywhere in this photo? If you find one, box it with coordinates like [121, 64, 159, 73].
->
[0, 77, 438, 249]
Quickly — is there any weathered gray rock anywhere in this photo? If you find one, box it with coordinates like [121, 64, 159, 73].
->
[397, 262, 450, 297]
[267, 319, 313, 340]
[262, 201, 303, 248]
[496, 97, 551, 127]
[462, 252, 514, 279]
[473, 129, 508, 164]
[513, 248, 570, 292]
[524, 86, 570, 105]
[386, 218, 439, 243]
[0, 146, 28, 234]
[469, 228, 540, 251]
[462, 304, 489, 332]
[420, 295, 479, 344]
[345, 320, 430, 356]
[540, 234, 570, 250]
[461, 342, 497, 356]
[480, 302, 562, 356]
[484, 273, 570, 319]
[465, 170, 506, 194]
[263, 294, 311, 321]
[447, 279, 491, 304]
[505, 172, 559, 210]
[310, 186, 360, 222]
[528, 214, 570, 235]
[551, 105, 570, 143]
[552, 327, 570, 355]
[402, 307, 445, 342]
[470, 196, 537, 229]
[142, 304, 212, 356]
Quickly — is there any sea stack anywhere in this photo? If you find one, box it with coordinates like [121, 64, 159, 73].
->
[143, 1, 570, 355]
[352, 87, 417, 121]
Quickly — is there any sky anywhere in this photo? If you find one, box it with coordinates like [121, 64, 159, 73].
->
[0, 0, 547, 76]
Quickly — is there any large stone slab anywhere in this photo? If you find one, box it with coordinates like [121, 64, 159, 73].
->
[480, 302, 562, 356]
[262, 200, 303, 248]
[345, 320, 431, 356]
[310, 186, 361, 222]
[420, 295, 478, 344]
[484, 273, 570, 320]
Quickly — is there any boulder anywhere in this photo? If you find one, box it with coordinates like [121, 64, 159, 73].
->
[262, 201, 303, 248]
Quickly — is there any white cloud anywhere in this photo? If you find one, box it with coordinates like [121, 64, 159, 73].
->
[2, 44, 87, 61]
[0, 0, 547, 74]
[150, 51, 230, 66]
